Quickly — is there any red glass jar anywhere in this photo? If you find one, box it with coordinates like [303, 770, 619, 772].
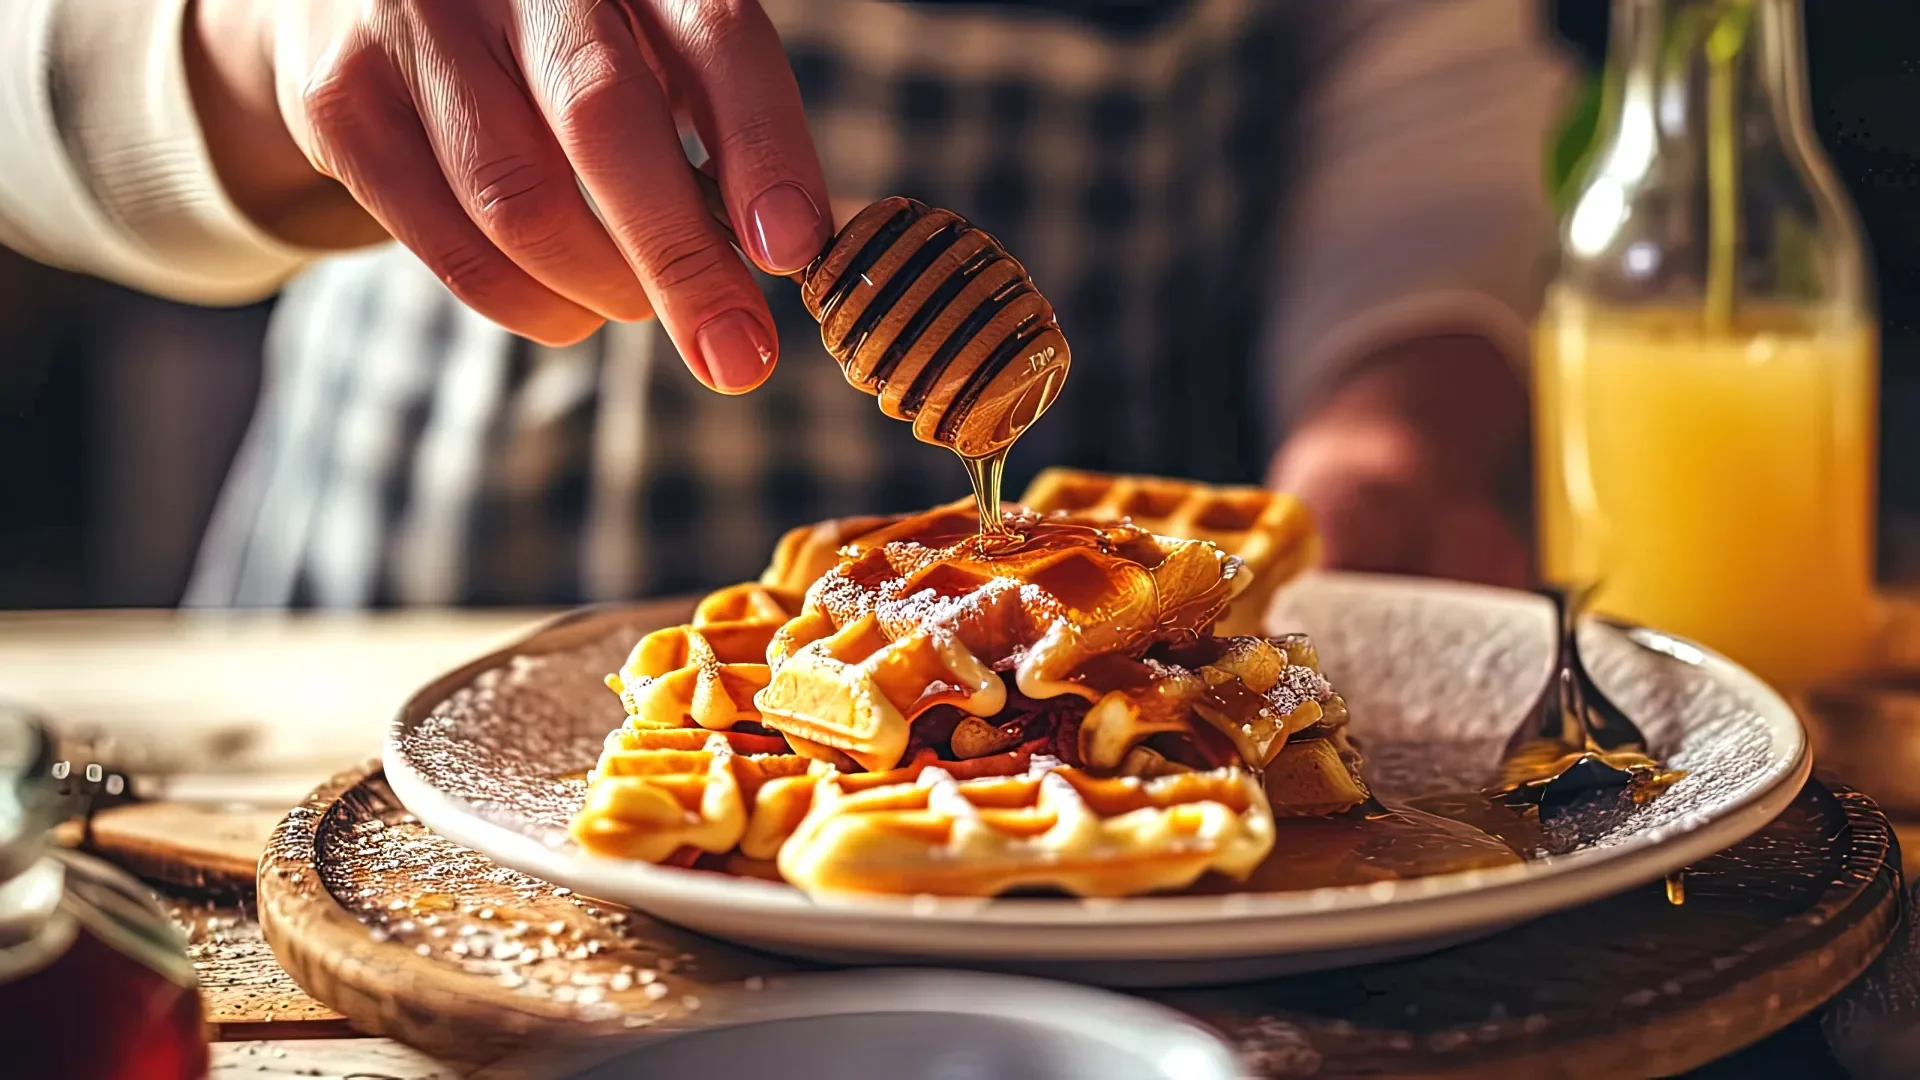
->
[0, 708, 209, 1078]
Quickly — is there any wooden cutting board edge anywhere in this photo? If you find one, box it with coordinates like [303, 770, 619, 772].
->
[256, 762, 1905, 1078]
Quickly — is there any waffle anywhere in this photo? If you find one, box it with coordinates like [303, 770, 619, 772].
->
[572, 728, 1066, 864]
[776, 759, 1275, 898]
[757, 498, 990, 597]
[760, 513, 910, 596]
[1066, 632, 1366, 814]
[573, 474, 1369, 895]
[571, 728, 821, 861]
[1241, 633, 1370, 815]
[755, 507, 1246, 771]
[569, 713, 1357, 868]
[605, 583, 802, 732]
[1187, 634, 1342, 768]
[1020, 468, 1318, 636]
[1264, 729, 1369, 817]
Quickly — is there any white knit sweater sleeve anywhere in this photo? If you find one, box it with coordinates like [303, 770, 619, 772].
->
[0, 0, 315, 304]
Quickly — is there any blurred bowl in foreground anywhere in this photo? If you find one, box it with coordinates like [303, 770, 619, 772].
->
[506, 969, 1242, 1080]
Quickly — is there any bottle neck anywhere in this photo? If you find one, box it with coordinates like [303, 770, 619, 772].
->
[1601, 0, 1811, 160]
[1566, 0, 1865, 318]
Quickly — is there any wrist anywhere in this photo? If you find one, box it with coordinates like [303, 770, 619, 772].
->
[183, 0, 379, 247]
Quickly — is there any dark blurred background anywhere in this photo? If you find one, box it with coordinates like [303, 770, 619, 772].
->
[3, 0, 1918, 609]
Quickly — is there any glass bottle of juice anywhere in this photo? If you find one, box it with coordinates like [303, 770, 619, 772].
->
[1536, 0, 1877, 692]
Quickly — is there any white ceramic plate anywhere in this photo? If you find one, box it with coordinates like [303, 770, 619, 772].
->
[384, 573, 1809, 986]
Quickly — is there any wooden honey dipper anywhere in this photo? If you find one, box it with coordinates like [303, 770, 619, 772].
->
[693, 172, 1071, 463]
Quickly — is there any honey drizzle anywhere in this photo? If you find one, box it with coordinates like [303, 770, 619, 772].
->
[961, 446, 1015, 543]
[1666, 870, 1687, 906]
[953, 354, 1063, 545]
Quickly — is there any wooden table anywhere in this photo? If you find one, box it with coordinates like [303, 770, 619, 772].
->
[4, 607, 1916, 1078]
[4, 608, 555, 1075]
[0, 608, 555, 785]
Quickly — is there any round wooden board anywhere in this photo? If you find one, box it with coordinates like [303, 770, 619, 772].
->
[260, 765, 1902, 1078]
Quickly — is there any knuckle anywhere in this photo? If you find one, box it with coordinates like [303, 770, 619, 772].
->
[298, 46, 400, 181]
[546, 37, 647, 130]
[299, 45, 386, 138]
[715, 110, 781, 160]
[429, 244, 596, 344]
[430, 243, 515, 305]
[299, 75, 360, 146]
[467, 156, 570, 254]
[633, 227, 732, 292]
[680, 0, 753, 56]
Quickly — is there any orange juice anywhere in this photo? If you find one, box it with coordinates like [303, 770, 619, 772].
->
[1535, 294, 1878, 691]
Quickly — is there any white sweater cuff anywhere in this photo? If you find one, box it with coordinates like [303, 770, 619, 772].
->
[0, 0, 315, 304]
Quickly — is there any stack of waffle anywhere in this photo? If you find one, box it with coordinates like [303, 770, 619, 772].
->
[570, 470, 1368, 898]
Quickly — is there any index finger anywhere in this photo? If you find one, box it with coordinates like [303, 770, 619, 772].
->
[512, 0, 781, 392]
[629, 0, 832, 276]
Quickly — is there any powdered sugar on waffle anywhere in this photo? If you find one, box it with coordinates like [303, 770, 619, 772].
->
[807, 561, 1062, 644]
[1266, 665, 1334, 718]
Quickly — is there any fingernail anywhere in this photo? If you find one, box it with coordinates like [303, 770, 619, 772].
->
[746, 182, 830, 274]
[696, 310, 776, 393]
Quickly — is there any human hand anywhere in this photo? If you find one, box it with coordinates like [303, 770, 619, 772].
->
[185, 0, 832, 391]
[1268, 336, 1532, 589]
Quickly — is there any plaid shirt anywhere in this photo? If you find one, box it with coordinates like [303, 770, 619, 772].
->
[182, 0, 1567, 608]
